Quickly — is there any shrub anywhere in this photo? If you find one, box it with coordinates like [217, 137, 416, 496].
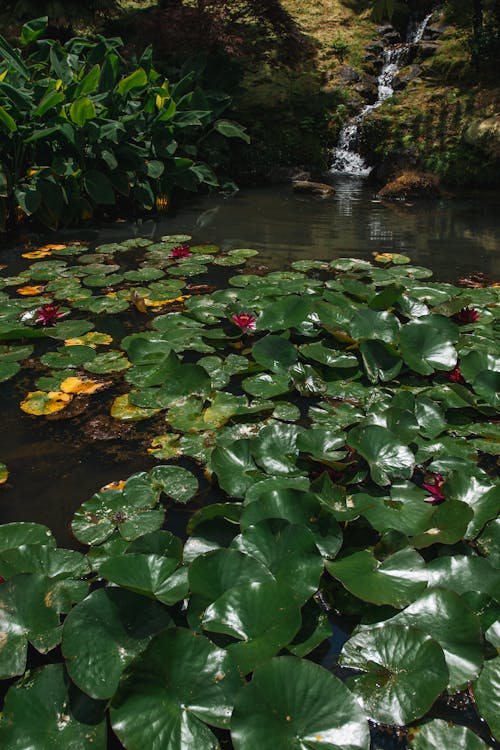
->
[0, 17, 249, 230]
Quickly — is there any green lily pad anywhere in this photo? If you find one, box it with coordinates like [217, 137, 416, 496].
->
[62, 587, 173, 699]
[252, 335, 298, 373]
[110, 628, 242, 748]
[474, 657, 500, 741]
[149, 464, 198, 504]
[202, 579, 302, 674]
[84, 351, 130, 374]
[231, 656, 370, 750]
[360, 588, 483, 691]
[340, 624, 448, 725]
[231, 520, 323, 604]
[408, 720, 488, 750]
[399, 316, 458, 375]
[0, 664, 106, 750]
[71, 475, 164, 545]
[348, 424, 415, 486]
[326, 548, 427, 609]
[0, 573, 62, 678]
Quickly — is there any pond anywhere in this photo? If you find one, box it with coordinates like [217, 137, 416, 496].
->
[1, 180, 499, 545]
[0, 181, 499, 750]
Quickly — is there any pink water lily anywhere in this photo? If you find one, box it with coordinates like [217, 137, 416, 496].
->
[448, 365, 465, 384]
[170, 244, 192, 259]
[455, 306, 480, 323]
[35, 303, 65, 326]
[422, 473, 446, 504]
[232, 312, 257, 333]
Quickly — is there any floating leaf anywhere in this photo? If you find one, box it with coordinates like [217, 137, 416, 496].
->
[231, 656, 370, 750]
[20, 390, 73, 415]
[111, 628, 242, 748]
[111, 394, 160, 421]
[60, 377, 110, 395]
[408, 720, 488, 750]
[326, 548, 427, 609]
[340, 624, 448, 725]
[202, 580, 302, 674]
[474, 657, 500, 741]
[0, 664, 107, 750]
[62, 588, 173, 699]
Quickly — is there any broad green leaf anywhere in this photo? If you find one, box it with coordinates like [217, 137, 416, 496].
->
[62, 588, 172, 699]
[474, 657, 500, 741]
[409, 720, 488, 750]
[231, 657, 370, 750]
[326, 548, 427, 609]
[0, 664, 106, 750]
[111, 628, 242, 748]
[348, 424, 415, 486]
[202, 580, 302, 674]
[340, 624, 448, 725]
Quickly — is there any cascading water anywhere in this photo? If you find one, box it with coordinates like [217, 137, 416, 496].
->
[331, 12, 434, 176]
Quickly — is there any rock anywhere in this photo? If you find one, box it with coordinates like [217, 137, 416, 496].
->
[393, 64, 422, 90]
[377, 171, 440, 200]
[365, 41, 384, 54]
[464, 116, 500, 158]
[338, 65, 360, 83]
[415, 41, 439, 60]
[268, 167, 311, 184]
[292, 180, 335, 198]
[353, 73, 379, 102]
[373, 150, 419, 183]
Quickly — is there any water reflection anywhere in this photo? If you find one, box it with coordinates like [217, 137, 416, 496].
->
[71, 178, 500, 281]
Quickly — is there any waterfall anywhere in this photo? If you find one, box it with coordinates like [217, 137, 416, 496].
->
[330, 12, 434, 176]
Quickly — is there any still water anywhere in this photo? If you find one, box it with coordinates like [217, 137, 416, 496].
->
[0, 178, 499, 546]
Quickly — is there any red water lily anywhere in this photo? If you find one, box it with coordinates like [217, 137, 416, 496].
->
[170, 244, 192, 259]
[35, 303, 65, 326]
[455, 306, 480, 323]
[448, 365, 465, 384]
[232, 312, 257, 333]
[422, 473, 446, 504]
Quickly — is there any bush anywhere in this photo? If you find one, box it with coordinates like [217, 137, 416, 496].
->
[0, 17, 249, 230]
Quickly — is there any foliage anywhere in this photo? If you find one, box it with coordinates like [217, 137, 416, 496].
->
[0, 18, 249, 231]
[0, 239, 499, 748]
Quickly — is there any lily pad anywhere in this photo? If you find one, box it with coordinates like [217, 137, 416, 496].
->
[0, 664, 107, 750]
[326, 548, 427, 609]
[340, 624, 448, 725]
[408, 720, 488, 750]
[202, 579, 302, 674]
[110, 628, 242, 749]
[231, 656, 370, 750]
[62, 587, 173, 699]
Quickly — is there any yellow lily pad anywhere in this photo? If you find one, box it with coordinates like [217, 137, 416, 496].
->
[21, 249, 53, 259]
[60, 377, 111, 395]
[148, 434, 182, 460]
[101, 479, 126, 491]
[0, 463, 8, 485]
[144, 294, 191, 308]
[64, 332, 113, 348]
[20, 390, 73, 415]
[16, 285, 46, 296]
[373, 252, 411, 265]
[111, 394, 161, 421]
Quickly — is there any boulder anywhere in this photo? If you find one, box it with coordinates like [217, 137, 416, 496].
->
[393, 64, 422, 90]
[338, 65, 360, 83]
[415, 41, 439, 60]
[292, 180, 335, 198]
[464, 116, 500, 158]
[377, 171, 440, 200]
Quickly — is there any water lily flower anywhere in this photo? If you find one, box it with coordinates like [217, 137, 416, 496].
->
[35, 303, 65, 327]
[422, 473, 446, 504]
[232, 312, 257, 333]
[455, 306, 480, 323]
[170, 244, 192, 259]
[448, 365, 465, 385]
